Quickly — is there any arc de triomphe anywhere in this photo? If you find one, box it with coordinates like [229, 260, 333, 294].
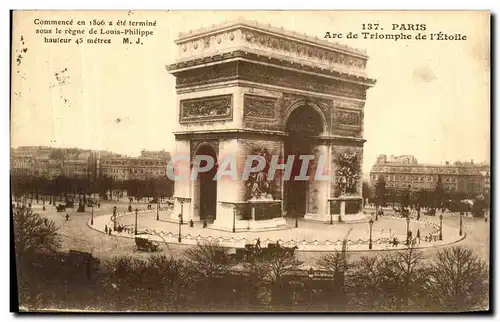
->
[166, 19, 376, 231]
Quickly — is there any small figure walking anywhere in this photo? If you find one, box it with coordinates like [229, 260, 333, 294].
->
[256, 237, 261, 250]
[65, 214, 69, 221]
[105, 225, 108, 234]
[203, 219, 207, 228]
[189, 219, 194, 227]
[416, 229, 421, 244]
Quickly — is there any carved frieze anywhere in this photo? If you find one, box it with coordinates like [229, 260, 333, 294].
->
[332, 98, 365, 110]
[179, 31, 235, 56]
[244, 95, 277, 120]
[176, 62, 238, 87]
[240, 29, 367, 70]
[180, 95, 233, 123]
[336, 109, 361, 127]
[239, 62, 367, 100]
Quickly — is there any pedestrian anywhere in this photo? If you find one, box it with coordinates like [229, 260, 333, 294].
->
[189, 219, 194, 227]
[108, 229, 111, 235]
[203, 219, 207, 228]
[105, 226, 108, 234]
[65, 214, 69, 221]
[416, 229, 420, 244]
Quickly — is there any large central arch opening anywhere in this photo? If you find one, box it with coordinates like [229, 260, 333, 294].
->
[194, 144, 218, 222]
[284, 105, 324, 217]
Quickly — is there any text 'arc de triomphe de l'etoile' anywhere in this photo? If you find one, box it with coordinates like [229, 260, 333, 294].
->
[166, 20, 376, 232]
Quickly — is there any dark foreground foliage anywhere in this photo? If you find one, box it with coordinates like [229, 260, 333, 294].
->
[15, 243, 489, 312]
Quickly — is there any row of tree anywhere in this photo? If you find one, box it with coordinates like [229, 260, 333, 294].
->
[363, 176, 490, 216]
[13, 207, 489, 312]
[11, 174, 174, 201]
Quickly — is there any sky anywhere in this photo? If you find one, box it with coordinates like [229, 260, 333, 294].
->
[11, 10, 490, 173]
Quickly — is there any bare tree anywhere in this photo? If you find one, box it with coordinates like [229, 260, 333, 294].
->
[143, 255, 187, 310]
[245, 249, 302, 304]
[424, 246, 489, 311]
[183, 241, 231, 304]
[349, 240, 429, 310]
[184, 241, 230, 279]
[13, 207, 61, 258]
[317, 248, 350, 304]
[390, 239, 430, 308]
[349, 256, 385, 308]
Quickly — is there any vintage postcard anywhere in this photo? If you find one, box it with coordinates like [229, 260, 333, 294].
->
[11, 10, 490, 312]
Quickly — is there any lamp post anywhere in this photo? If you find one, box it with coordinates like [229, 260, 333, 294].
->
[178, 200, 183, 242]
[369, 218, 373, 250]
[180, 201, 184, 224]
[134, 208, 138, 235]
[113, 206, 117, 231]
[90, 204, 94, 226]
[232, 206, 236, 233]
[406, 214, 410, 245]
[439, 214, 443, 241]
[294, 205, 298, 228]
[459, 212, 463, 236]
[178, 214, 182, 243]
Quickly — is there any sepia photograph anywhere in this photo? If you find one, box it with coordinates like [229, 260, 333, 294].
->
[10, 10, 490, 312]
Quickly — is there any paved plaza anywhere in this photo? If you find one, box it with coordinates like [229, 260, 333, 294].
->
[25, 200, 489, 266]
[93, 209, 451, 251]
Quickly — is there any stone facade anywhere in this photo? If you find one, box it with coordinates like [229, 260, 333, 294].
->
[167, 19, 376, 230]
[370, 155, 489, 196]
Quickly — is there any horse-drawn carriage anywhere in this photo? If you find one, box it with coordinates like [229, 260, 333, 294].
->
[230, 242, 299, 262]
[134, 235, 160, 252]
[56, 204, 66, 212]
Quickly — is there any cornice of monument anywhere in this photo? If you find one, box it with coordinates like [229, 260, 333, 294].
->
[175, 18, 368, 59]
[167, 51, 376, 88]
[167, 19, 377, 86]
